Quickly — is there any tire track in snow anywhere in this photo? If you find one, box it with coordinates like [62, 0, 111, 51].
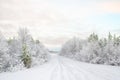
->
[60, 56, 120, 80]
[59, 55, 84, 80]
[49, 55, 73, 80]
[59, 56, 110, 80]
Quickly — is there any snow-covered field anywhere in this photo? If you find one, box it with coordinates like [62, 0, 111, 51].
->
[0, 54, 120, 80]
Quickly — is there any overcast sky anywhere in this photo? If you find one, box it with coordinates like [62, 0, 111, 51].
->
[0, 0, 120, 50]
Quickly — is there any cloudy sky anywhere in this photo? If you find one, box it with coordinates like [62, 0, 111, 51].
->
[0, 0, 120, 50]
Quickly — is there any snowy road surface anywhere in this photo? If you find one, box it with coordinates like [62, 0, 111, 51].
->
[0, 54, 120, 80]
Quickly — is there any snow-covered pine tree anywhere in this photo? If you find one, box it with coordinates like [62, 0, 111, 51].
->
[18, 28, 49, 67]
[21, 44, 31, 68]
[17, 28, 33, 68]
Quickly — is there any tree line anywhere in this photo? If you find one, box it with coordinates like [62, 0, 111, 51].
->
[60, 32, 120, 66]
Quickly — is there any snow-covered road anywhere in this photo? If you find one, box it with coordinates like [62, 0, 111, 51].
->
[0, 54, 120, 80]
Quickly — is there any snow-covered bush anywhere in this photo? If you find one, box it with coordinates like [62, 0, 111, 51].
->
[0, 33, 10, 72]
[60, 37, 83, 59]
[60, 33, 120, 66]
[30, 40, 48, 67]
[8, 38, 25, 72]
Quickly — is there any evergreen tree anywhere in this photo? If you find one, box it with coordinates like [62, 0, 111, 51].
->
[88, 33, 99, 42]
[108, 32, 112, 41]
[21, 44, 31, 68]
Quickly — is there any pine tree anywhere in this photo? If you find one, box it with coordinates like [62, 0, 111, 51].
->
[108, 32, 112, 41]
[88, 33, 99, 42]
[21, 44, 31, 68]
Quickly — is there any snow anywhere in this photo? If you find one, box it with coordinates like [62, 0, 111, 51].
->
[0, 54, 120, 80]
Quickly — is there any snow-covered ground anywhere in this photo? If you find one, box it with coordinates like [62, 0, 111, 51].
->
[0, 54, 120, 80]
